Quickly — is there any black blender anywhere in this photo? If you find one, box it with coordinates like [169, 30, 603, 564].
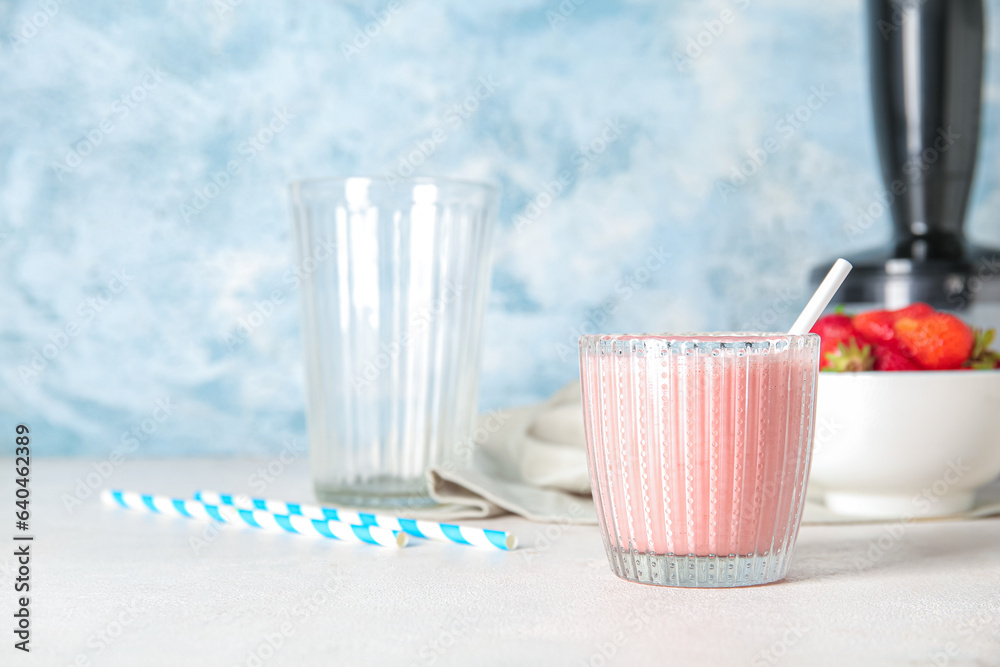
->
[814, 0, 1000, 326]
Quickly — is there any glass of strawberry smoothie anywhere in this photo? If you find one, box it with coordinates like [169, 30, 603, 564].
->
[579, 333, 820, 587]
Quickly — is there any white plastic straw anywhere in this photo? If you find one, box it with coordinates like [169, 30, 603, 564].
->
[788, 258, 853, 335]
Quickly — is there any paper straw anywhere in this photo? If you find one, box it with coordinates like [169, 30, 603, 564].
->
[103, 490, 407, 548]
[195, 490, 518, 551]
[788, 258, 853, 335]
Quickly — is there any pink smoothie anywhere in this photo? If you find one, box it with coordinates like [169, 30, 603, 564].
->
[580, 335, 817, 558]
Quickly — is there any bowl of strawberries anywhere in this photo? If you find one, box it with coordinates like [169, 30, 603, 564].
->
[809, 303, 1000, 519]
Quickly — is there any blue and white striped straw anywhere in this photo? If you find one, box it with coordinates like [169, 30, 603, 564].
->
[103, 490, 408, 548]
[195, 490, 518, 551]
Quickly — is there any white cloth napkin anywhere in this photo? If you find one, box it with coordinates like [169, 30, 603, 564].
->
[424, 382, 597, 524]
[422, 382, 1000, 526]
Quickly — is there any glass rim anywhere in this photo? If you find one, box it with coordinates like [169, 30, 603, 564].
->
[579, 332, 819, 343]
[288, 175, 500, 193]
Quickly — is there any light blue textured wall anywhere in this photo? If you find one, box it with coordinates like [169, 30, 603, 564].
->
[2, 0, 1000, 455]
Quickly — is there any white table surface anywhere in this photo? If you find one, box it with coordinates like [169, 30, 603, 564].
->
[4, 458, 999, 667]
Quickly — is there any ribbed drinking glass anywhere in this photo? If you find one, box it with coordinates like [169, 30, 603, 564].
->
[579, 333, 819, 587]
[289, 176, 498, 509]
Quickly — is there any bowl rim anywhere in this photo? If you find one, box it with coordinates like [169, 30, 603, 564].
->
[818, 368, 1000, 377]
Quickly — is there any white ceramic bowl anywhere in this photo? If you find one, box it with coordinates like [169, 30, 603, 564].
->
[809, 370, 1000, 518]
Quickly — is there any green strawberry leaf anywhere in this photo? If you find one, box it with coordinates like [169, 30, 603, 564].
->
[965, 328, 999, 370]
[824, 338, 875, 372]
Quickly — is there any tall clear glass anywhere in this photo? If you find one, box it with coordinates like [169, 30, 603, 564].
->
[579, 333, 819, 587]
[289, 176, 498, 509]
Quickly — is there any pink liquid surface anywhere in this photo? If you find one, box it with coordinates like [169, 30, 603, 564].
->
[581, 339, 817, 558]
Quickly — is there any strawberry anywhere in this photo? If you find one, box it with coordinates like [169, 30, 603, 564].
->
[811, 313, 855, 343]
[852, 309, 896, 343]
[853, 302, 934, 343]
[825, 338, 875, 372]
[892, 303, 934, 320]
[893, 312, 974, 370]
[871, 340, 921, 371]
[812, 314, 857, 369]
[811, 314, 872, 370]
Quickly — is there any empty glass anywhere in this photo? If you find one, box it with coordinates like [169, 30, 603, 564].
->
[289, 176, 498, 509]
